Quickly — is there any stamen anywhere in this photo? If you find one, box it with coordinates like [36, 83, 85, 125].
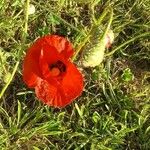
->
[49, 60, 66, 77]
[50, 67, 60, 76]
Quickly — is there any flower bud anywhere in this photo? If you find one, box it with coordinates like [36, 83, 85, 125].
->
[105, 29, 114, 48]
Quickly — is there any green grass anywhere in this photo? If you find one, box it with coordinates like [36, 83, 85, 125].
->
[0, 0, 150, 149]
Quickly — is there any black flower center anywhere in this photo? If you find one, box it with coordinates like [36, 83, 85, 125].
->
[49, 60, 66, 76]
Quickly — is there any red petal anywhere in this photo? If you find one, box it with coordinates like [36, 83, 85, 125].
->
[35, 78, 66, 107]
[43, 35, 74, 59]
[23, 39, 43, 87]
[23, 35, 63, 87]
[61, 62, 84, 105]
[23, 35, 82, 107]
[23, 35, 71, 87]
[38, 44, 67, 80]
[34, 62, 83, 108]
[38, 46, 57, 79]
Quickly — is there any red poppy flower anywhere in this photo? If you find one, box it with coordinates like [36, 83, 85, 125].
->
[23, 35, 83, 107]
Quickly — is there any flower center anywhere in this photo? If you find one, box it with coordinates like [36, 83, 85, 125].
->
[50, 67, 60, 76]
[49, 60, 66, 77]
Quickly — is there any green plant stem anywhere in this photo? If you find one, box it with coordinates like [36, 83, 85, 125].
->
[71, 34, 90, 62]
[105, 32, 150, 57]
[72, 7, 110, 61]
[0, 62, 20, 99]
[0, 0, 30, 99]
[102, 8, 113, 40]
[0, 54, 7, 73]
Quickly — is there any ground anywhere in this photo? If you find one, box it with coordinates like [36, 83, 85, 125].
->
[0, 0, 150, 149]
